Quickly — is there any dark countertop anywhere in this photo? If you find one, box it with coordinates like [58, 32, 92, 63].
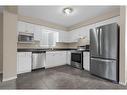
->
[17, 48, 77, 52]
[17, 48, 90, 52]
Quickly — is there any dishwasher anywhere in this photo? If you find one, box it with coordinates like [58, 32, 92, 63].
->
[32, 51, 46, 70]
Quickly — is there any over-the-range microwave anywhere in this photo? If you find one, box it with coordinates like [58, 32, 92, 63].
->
[18, 32, 34, 42]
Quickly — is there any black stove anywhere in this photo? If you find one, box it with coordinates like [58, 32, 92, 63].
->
[71, 50, 84, 69]
[71, 45, 89, 70]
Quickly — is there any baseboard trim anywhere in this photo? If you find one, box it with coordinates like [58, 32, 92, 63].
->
[119, 82, 126, 86]
[45, 64, 67, 69]
[2, 76, 17, 82]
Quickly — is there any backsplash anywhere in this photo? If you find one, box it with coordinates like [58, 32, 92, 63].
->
[17, 42, 69, 49]
[17, 38, 89, 49]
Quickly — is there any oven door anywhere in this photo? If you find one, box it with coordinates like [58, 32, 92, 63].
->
[71, 52, 83, 69]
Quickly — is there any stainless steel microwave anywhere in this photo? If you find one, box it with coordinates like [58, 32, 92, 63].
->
[18, 32, 34, 42]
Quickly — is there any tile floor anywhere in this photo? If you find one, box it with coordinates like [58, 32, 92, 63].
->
[0, 65, 127, 89]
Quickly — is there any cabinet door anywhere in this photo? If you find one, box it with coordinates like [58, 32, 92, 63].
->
[83, 52, 90, 71]
[48, 32, 55, 46]
[45, 51, 67, 68]
[54, 51, 67, 66]
[17, 52, 32, 74]
[69, 31, 78, 42]
[66, 51, 71, 65]
[58, 31, 64, 42]
[26, 23, 35, 33]
[41, 31, 49, 46]
[34, 25, 42, 41]
[45, 52, 54, 68]
[58, 31, 68, 42]
[17, 21, 26, 33]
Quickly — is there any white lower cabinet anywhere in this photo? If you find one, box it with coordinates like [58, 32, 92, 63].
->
[17, 52, 32, 74]
[45, 51, 67, 68]
[83, 52, 90, 71]
[66, 51, 71, 65]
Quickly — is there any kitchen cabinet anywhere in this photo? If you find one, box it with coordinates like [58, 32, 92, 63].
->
[40, 29, 58, 47]
[58, 31, 68, 42]
[48, 32, 55, 46]
[83, 52, 90, 71]
[17, 21, 34, 34]
[69, 27, 90, 44]
[41, 31, 49, 46]
[17, 52, 32, 74]
[45, 51, 67, 68]
[70, 31, 79, 42]
[58, 31, 78, 43]
[33, 25, 42, 41]
[17, 21, 26, 33]
[26, 23, 35, 33]
[66, 51, 71, 65]
[18, 21, 58, 44]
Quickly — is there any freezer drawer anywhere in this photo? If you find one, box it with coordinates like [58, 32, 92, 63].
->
[90, 58, 118, 82]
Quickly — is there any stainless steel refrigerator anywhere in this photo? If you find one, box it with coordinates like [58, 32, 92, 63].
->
[90, 23, 119, 83]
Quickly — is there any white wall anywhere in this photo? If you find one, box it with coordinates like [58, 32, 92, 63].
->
[125, 6, 127, 85]
[3, 11, 17, 81]
[0, 13, 3, 74]
[119, 6, 127, 85]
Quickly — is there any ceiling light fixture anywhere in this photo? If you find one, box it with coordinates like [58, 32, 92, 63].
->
[63, 7, 73, 15]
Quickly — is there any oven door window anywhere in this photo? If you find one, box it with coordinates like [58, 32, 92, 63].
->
[71, 53, 81, 63]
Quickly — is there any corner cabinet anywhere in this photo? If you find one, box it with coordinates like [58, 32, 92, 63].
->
[83, 52, 90, 71]
[17, 52, 32, 74]
[45, 51, 67, 68]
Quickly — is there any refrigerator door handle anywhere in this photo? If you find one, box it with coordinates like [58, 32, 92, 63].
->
[91, 58, 114, 63]
[96, 28, 100, 56]
[99, 28, 102, 55]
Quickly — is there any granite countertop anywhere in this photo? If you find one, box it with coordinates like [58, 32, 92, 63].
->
[17, 48, 77, 52]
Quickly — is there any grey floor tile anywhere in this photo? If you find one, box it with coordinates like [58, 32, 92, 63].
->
[0, 65, 126, 89]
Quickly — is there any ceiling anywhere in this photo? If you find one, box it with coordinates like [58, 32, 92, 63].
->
[18, 6, 120, 27]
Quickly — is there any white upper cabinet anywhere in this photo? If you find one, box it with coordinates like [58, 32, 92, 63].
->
[17, 21, 35, 34]
[69, 30, 79, 42]
[34, 25, 42, 41]
[48, 32, 55, 46]
[58, 31, 68, 42]
[17, 21, 26, 33]
[26, 23, 35, 33]
[58, 31, 78, 43]
[41, 31, 49, 46]
[72, 28, 89, 43]
[41, 28, 58, 47]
